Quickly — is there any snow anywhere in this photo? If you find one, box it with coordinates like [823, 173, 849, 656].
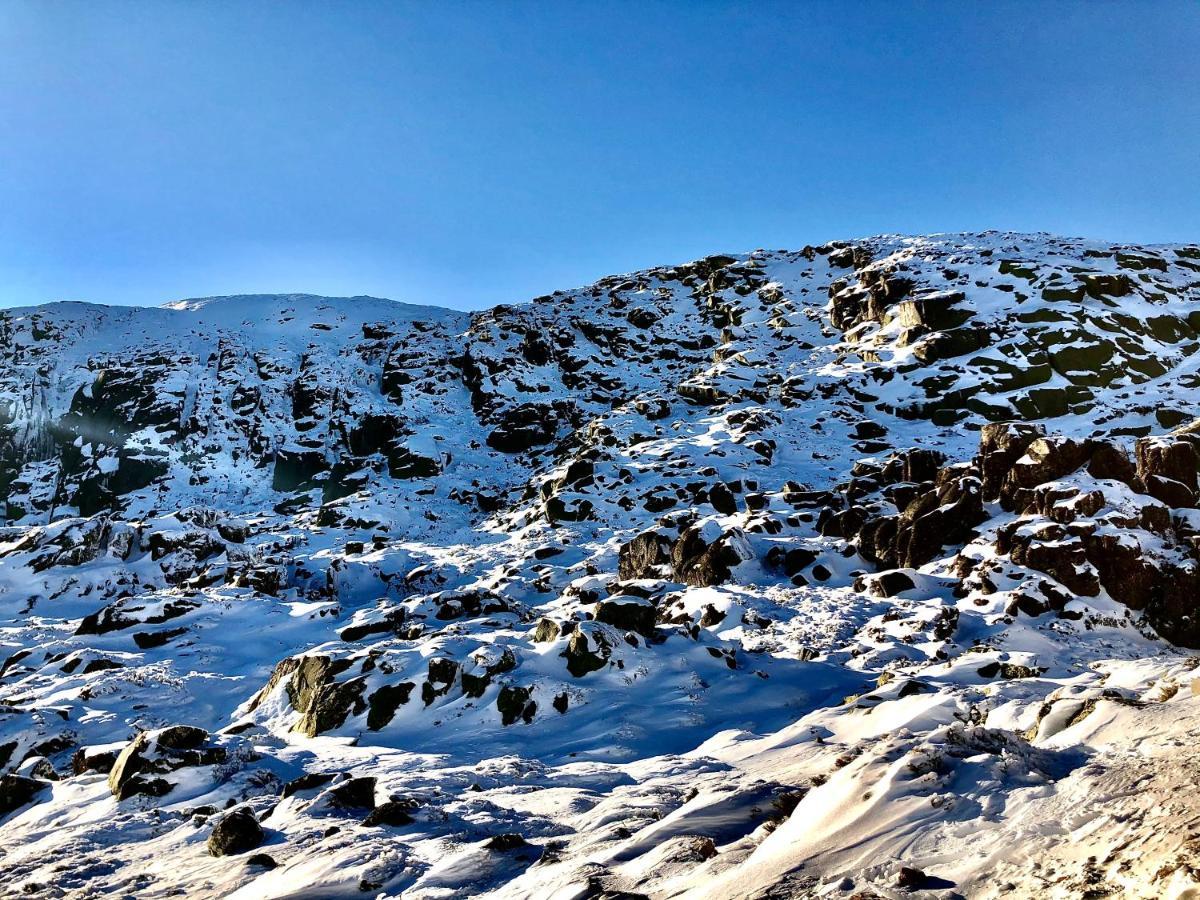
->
[0, 233, 1197, 897]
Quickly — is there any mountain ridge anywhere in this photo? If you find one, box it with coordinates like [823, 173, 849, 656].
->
[0, 231, 1198, 898]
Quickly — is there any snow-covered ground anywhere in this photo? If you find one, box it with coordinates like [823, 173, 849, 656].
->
[1, 233, 1199, 898]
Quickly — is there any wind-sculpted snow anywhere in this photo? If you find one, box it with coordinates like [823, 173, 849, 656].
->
[1, 234, 1200, 898]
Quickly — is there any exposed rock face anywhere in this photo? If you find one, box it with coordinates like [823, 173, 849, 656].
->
[979, 422, 1044, 501]
[963, 423, 1200, 645]
[485, 403, 559, 453]
[861, 468, 986, 569]
[1137, 435, 1200, 507]
[248, 655, 367, 738]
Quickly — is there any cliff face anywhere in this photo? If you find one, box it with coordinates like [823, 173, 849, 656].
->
[1, 233, 1199, 899]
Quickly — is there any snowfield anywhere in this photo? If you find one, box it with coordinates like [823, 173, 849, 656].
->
[1, 233, 1200, 898]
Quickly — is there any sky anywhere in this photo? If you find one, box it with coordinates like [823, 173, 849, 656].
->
[0, 1, 1197, 312]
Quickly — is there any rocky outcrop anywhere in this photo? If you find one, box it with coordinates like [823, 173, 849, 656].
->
[486, 403, 559, 453]
[671, 525, 752, 587]
[965, 423, 1200, 645]
[107, 726, 226, 801]
[250, 655, 367, 738]
[1136, 435, 1199, 508]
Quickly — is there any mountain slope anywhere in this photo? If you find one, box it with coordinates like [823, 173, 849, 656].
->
[1, 233, 1199, 899]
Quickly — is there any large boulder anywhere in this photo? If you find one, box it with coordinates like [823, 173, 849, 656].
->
[208, 807, 265, 856]
[1000, 436, 1095, 511]
[671, 525, 752, 587]
[496, 685, 537, 725]
[565, 623, 613, 678]
[617, 530, 672, 581]
[999, 523, 1101, 598]
[862, 468, 985, 568]
[594, 596, 657, 637]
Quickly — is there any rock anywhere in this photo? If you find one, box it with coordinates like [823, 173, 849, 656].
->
[1002, 524, 1100, 597]
[329, 776, 376, 809]
[107, 727, 227, 800]
[708, 482, 738, 515]
[107, 733, 152, 798]
[246, 853, 278, 869]
[255, 655, 366, 737]
[1083, 272, 1134, 298]
[367, 682, 415, 731]
[765, 545, 818, 576]
[496, 685, 536, 725]
[155, 725, 208, 751]
[1136, 436, 1199, 507]
[486, 403, 558, 453]
[71, 745, 119, 776]
[978, 422, 1044, 500]
[272, 448, 326, 493]
[565, 623, 612, 677]
[977, 662, 1040, 680]
[626, 308, 660, 329]
[896, 866, 928, 889]
[532, 618, 561, 643]
[484, 833, 528, 851]
[132, 627, 189, 649]
[1087, 441, 1137, 484]
[14, 758, 55, 787]
[207, 807, 265, 856]
[865, 470, 985, 568]
[895, 291, 969, 330]
[1000, 436, 1093, 511]
[0, 774, 48, 819]
[671, 525, 752, 587]
[617, 530, 672, 581]
[913, 325, 991, 363]
[594, 596, 656, 636]
[871, 570, 916, 597]
[363, 799, 416, 827]
[282, 772, 335, 798]
[387, 447, 440, 479]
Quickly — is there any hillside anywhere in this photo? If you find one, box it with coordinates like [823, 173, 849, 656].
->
[2, 232, 1200, 899]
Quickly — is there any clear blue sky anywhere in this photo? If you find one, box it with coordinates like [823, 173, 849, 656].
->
[1, 1, 1197, 311]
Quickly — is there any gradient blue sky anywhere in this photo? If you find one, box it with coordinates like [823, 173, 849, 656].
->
[1, 1, 1197, 311]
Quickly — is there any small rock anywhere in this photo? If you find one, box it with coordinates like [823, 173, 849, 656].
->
[484, 832, 528, 851]
[363, 800, 415, 827]
[896, 866, 928, 889]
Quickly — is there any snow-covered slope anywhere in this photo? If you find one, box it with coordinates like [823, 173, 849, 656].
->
[2, 233, 1200, 899]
